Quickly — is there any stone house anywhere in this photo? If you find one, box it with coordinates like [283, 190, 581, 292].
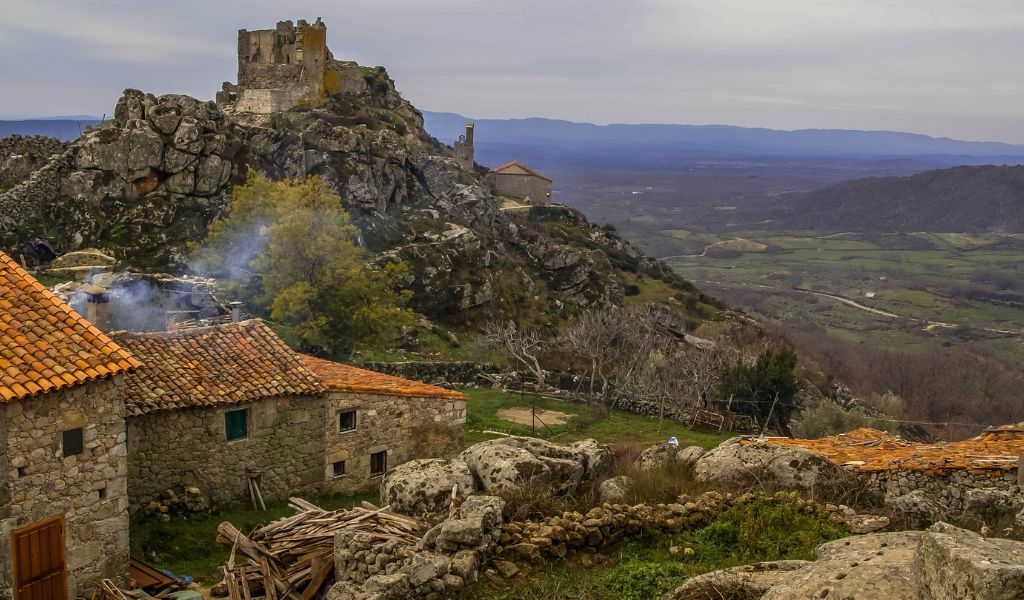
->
[115, 321, 468, 511]
[488, 161, 553, 204]
[0, 251, 140, 600]
[299, 356, 467, 495]
[114, 320, 326, 510]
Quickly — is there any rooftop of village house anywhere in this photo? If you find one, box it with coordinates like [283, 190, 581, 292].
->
[113, 319, 324, 416]
[300, 354, 468, 401]
[488, 161, 553, 182]
[0, 251, 139, 402]
[744, 425, 1024, 474]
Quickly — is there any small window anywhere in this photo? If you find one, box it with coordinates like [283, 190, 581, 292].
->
[332, 461, 346, 478]
[225, 409, 249, 441]
[62, 428, 84, 457]
[370, 451, 387, 478]
[98, 486, 107, 500]
[338, 409, 357, 433]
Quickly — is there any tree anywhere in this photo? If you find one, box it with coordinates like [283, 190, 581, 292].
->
[192, 172, 415, 355]
[717, 348, 801, 432]
[484, 321, 548, 390]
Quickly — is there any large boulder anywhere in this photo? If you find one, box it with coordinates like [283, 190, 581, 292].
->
[598, 476, 633, 504]
[380, 458, 475, 520]
[458, 436, 600, 495]
[634, 444, 705, 472]
[914, 522, 1024, 599]
[886, 489, 948, 528]
[961, 488, 1024, 528]
[662, 560, 811, 600]
[426, 495, 505, 552]
[692, 437, 853, 491]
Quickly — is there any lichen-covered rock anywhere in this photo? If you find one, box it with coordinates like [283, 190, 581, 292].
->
[693, 437, 853, 491]
[914, 522, 1024, 600]
[662, 560, 811, 600]
[569, 439, 614, 479]
[886, 489, 948, 528]
[380, 458, 475, 520]
[634, 443, 705, 472]
[598, 476, 633, 504]
[961, 487, 1024, 527]
[459, 441, 582, 495]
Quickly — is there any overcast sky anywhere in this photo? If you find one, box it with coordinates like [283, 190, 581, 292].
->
[2, 0, 1022, 142]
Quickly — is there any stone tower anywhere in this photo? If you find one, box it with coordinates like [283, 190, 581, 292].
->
[453, 122, 475, 170]
[217, 18, 343, 114]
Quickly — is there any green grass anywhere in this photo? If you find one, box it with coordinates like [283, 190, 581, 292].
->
[462, 388, 732, 448]
[461, 498, 848, 599]
[131, 490, 379, 583]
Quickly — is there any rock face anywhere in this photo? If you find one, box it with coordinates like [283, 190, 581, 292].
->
[693, 437, 853, 491]
[914, 522, 1024, 600]
[665, 524, 1024, 600]
[380, 459, 475, 520]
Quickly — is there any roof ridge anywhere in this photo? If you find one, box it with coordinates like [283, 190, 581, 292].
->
[113, 318, 264, 339]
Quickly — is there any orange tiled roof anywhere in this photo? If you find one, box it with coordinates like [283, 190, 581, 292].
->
[0, 251, 139, 402]
[489, 161, 553, 182]
[115, 319, 324, 416]
[744, 427, 1024, 475]
[300, 355, 468, 401]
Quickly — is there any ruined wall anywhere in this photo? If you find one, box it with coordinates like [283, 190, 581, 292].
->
[490, 173, 551, 204]
[865, 468, 1019, 514]
[0, 378, 129, 600]
[322, 391, 465, 496]
[126, 395, 328, 510]
[0, 135, 67, 189]
[233, 19, 330, 113]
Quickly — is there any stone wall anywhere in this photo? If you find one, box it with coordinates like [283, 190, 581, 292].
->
[126, 395, 328, 511]
[0, 147, 75, 242]
[490, 173, 551, 204]
[322, 391, 465, 496]
[865, 468, 1019, 514]
[356, 361, 500, 387]
[0, 378, 130, 600]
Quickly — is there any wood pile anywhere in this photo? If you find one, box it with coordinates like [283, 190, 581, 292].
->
[214, 497, 423, 600]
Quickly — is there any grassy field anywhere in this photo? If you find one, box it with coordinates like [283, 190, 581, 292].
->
[659, 230, 1024, 364]
[131, 490, 379, 583]
[461, 497, 848, 599]
[463, 388, 733, 448]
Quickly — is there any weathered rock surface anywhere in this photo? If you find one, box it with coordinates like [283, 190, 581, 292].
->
[458, 438, 583, 495]
[0, 135, 66, 189]
[914, 522, 1024, 600]
[598, 476, 633, 504]
[634, 443, 705, 472]
[380, 458, 475, 520]
[886, 489, 948, 528]
[693, 437, 854, 491]
[663, 560, 810, 600]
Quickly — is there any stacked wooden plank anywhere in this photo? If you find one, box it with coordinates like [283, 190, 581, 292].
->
[215, 498, 422, 600]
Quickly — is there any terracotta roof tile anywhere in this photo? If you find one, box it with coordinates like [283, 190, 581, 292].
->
[745, 427, 1024, 474]
[300, 355, 468, 401]
[0, 251, 140, 402]
[115, 319, 324, 416]
[488, 161, 553, 182]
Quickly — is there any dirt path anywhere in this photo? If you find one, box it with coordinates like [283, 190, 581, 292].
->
[497, 406, 573, 427]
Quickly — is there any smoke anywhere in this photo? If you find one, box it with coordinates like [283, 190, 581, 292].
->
[188, 221, 270, 282]
[68, 275, 223, 332]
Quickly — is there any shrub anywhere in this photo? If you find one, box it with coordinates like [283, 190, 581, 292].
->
[791, 399, 898, 439]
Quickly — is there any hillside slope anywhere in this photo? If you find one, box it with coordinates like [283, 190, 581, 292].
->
[0, 70, 715, 328]
[770, 164, 1024, 233]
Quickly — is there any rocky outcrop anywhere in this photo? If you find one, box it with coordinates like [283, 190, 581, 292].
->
[633, 444, 705, 472]
[0, 135, 66, 189]
[380, 459, 476, 521]
[693, 437, 854, 492]
[458, 438, 584, 495]
[665, 523, 1024, 600]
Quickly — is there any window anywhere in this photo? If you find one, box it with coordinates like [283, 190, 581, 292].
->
[225, 409, 249, 441]
[331, 461, 346, 478]
[338, 409, 357, 433]
[62, 428, 83, 457]
[370, 451, 387, 477]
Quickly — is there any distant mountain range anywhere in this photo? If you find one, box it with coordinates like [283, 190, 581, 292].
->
[0, 118, 102, 140]
[422, 111, 1024, 171]
[765, 164, 1024, 233]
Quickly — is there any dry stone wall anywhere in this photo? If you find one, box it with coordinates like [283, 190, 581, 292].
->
[866, 468, 1019, 515]
[0, 135, 66, 189]
[127, 395, 328, 511]
[0, 378, 130, 600]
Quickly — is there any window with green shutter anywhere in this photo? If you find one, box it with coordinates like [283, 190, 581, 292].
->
[225, 409, 249, 441]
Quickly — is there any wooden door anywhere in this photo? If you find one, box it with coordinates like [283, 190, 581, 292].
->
[12, 515, 66, 600]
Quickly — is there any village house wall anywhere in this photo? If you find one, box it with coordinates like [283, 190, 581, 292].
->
[126, 395, 328, 511]
[491, 172, 552, 204]
[864, 468, 1019, 514]
[323, 391, 465, 495]
[0, 378, 129, 600]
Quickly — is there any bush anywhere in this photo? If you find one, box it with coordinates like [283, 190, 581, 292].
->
[791, 399, 898, 439]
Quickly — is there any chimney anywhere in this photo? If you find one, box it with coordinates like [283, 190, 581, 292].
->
[230, 301, 244, 323]
[83, 285, 110, 330]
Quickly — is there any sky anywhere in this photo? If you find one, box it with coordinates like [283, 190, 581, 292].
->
[2, 0, 1023, 142]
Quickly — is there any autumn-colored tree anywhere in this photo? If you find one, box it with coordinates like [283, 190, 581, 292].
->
[192, 172, 415, 355]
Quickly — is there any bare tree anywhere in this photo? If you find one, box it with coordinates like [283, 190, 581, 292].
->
[484, 321, 548, 391]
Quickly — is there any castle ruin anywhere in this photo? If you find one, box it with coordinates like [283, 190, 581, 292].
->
[217, 18, 349, 114]
[453, 122, 475, 170]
